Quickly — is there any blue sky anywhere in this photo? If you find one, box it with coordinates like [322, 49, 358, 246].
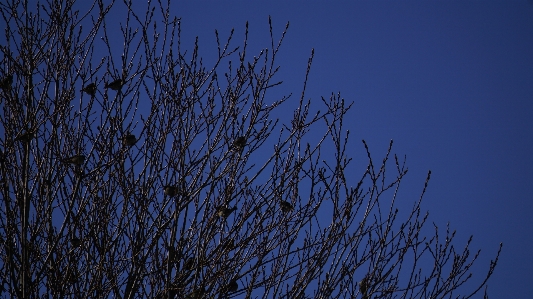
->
[2, 0, 530, 297]
[168, 1, 533, 297]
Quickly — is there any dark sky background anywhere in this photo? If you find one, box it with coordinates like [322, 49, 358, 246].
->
[166, 1, 533, 298]
[3, 0, 531, 297]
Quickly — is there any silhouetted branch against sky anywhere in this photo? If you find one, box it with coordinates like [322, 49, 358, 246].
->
[0, 0, 501, 298]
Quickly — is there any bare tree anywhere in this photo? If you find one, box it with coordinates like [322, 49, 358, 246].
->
[0, 1, 501, 298]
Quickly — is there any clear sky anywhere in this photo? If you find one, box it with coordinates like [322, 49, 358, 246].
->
[167, 1, 533, 298]
[2, 0, 530, 297]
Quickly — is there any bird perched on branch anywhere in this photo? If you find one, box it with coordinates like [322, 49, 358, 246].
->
[359, 275, 369, 299]
[122, 134, 137, 146]
[62, 155, 85, 165]
[81, 82, 97, 96]
[0, 74, 13, 90]
[105, 78, 123, 90]
[216, 206, 237, 218]
[163, 185, 179, 197]
[221, 238, 235, 251]
[183, 257, 195, 271]
[14, 130, 35, 142]
[187, 287, 205, 299]
[222, 280, 238, 293]
[169, 247, 180, 262]
[70, 237, 82, 247]
[280, 200, 294, 212]
[232, 136, 246, 150]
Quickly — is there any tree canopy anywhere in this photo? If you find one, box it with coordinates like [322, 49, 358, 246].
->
[0, 0, 501, 298]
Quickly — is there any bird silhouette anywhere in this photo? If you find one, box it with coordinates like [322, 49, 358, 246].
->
[70, 237, 82, 247]
[166, 246, 180, 263]
[187, 287, 205, 299]
[216, 206, 237, 218]
[0, 74, 13, 90]
[221, 239, 235, 251]
[183, 257, 195, 271]
[62, 155, 85, 165]
[359, 276, 369, 299]
[81, 82, 97, 96]
[222, 280, 238, 293]
[122, 134, 137, 146]
[280, 200, 293, 212]
[232, 136, 246, 149]
[14, 130, 35, 142]
[105, 78, 123, 90]
[163, 185, 179, 197]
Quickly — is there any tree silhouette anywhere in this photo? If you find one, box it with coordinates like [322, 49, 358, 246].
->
[0, 1, 501, 298]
